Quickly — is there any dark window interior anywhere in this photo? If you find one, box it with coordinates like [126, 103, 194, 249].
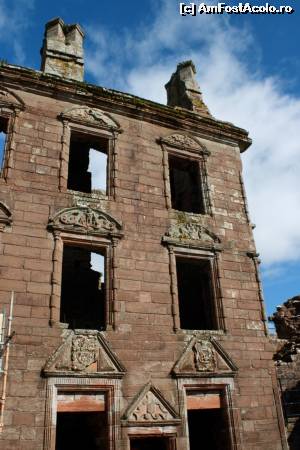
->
[60, 245, 106, 330]
[56, 411, 108, 450]
[67, 131, 108, 193]
[176, 257, 217, 330]
[169, 154, 204, 213]
[0, 117, 8, 170]
[130, 437, 170, 450]
[188, 408, 231, 450]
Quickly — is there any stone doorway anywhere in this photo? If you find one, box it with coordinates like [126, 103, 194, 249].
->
[130, 436, 174, 450]
[55, 411, 108, 450]
[187, 408, 231, 450]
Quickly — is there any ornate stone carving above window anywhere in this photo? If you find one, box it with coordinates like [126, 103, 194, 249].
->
[0, 202, 12, 231]
[43, 330, 126, 378]
[0, 87, 25, 111]
[172, 336, 238, 378]
[163, 219, 221, 251]
[48, 206, 123, 239]
[160, 133, 210, 155]
[122, 382, 181, 426]
[59, 106, 121, 132]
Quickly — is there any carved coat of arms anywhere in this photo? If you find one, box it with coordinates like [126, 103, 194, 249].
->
[71, 335, 98, 371]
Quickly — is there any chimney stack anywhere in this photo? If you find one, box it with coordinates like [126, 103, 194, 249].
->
[165, 61, 210, 116]
[41, 18, 84, 81]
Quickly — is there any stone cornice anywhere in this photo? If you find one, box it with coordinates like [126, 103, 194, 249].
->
[0, 63, 251, 152]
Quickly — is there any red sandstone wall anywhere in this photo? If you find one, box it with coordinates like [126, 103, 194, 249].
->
[0, 74, 287, 449]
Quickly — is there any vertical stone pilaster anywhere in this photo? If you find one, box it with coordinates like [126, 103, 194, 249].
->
[50, 231, 63, 325]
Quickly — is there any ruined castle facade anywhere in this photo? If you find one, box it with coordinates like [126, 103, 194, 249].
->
[0, 18, 288, 450]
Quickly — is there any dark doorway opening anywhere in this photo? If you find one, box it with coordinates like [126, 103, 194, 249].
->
[188, 408, 231, 450]
[55, 411, 108, 450]
[176, 257, 217, 330]
[67, 130, 108, 194]
[130, 437, 171, 450]
[60, 245, 106, 329]
[169, 154, 204, 214]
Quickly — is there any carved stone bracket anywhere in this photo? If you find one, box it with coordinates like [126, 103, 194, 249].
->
[59, 106, 121, 133]
[48, 206, 123, 239]
[43, 330, 126, 378]
[163, 219, 221, 251]
[122, 382, 181, 426]
[172, 337, 238, 378]
[159, 133, 210, 156]
[0, 202, 12, 231]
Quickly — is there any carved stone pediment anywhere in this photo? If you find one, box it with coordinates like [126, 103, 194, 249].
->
[122, 383, 180, 426]
[0, 87, 25, 110]
[0, 202, 12, 231]
[163, 220, 221, 250]
[48, 207, 123, 238]
[60, 106, 120, 131]
[43, 330, 126, 378]
[172, 337, 238, 378]
[160, 133, 209, 155]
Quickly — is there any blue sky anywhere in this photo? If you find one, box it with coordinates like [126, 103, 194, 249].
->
[1, 0, 300, 326]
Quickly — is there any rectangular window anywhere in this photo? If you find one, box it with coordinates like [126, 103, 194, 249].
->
[186, 391, 231, 450]
[56, 392, 108, 450]
[0, 116, 9, 173]
[169, 154, 204, 214]
[67, 130, 108, 194]
[60, 245, 106, 330]
[176, 257, 218, 330]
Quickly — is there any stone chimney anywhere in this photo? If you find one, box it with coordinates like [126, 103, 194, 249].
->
[40, 18, 84, 81]
[165, 61, 210, 116]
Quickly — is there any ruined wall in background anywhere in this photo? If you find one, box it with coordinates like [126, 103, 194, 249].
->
[270, 296, 300, 449]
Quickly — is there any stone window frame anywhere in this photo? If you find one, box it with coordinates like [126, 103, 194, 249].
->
[159, 133, 212, 215]
[58, 106, 122, 199]
[179, 378, 242, 450]
[44, 377, 121, 450]
[0, 87, 25, 180]
[48, 207, 123, 330]
[166, 244, 225, 334]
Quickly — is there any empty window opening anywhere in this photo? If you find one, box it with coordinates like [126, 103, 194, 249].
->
[187, 391, 231, 450]
[176, 257, 217, 330]
[0, 117, 8, 172]
[67, 131, 108, 194]
[60, 245, 106, 330]
[169, 154, 204, 213]
[130, 437, 171, 450]
[55, 411, 108, 450]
